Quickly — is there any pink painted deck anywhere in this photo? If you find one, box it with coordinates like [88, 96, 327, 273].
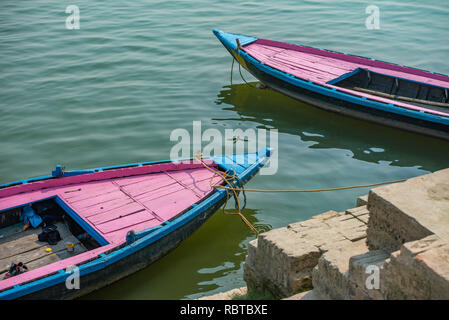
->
[243, 40, 449, 117]
[0, 162, 223, 291]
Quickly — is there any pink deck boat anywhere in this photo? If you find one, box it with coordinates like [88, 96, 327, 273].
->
[214, 30, 449, 140]
[0, 149, 271, 299]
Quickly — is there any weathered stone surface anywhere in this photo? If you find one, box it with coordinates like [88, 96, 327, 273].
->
[356, 195, 368, 207]
[243, 260, 264, 293]
[289, 221, 347, 251]
[309, 210, 342, 221]
[241, 168, 449, 300]
[380, 235, 449, 299]
[356, 214, 369, 224]
[244, 208, 369, 298]
[245, 227, 321, 298]
[367, 168, 449, 251]
[323, 210, 367, 243]
[198, 287, 247, 300]
[312, 239, 368, 300]
[345, 205, 369, 223]
[246, 239, 259, 267]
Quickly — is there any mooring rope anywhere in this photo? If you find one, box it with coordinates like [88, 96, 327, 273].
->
[194, 153, 408, 235]
[231, 44, 256, 88]
[237, 58, 256, 88]
[195, 153, 256, 234]
[230, 58, 234, 85]
[213, 179, 407, 193]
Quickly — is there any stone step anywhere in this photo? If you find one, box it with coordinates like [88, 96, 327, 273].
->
[312, 239, 368, 300]
[356, 195, 368, 207]
[367, 168, 449, 252]
[345, 205, 369, 224]
[381, 235, 449, 299]
[241, 168, 449, 300]
[243, 227, 322, 298]
[243, 208, 369, 298]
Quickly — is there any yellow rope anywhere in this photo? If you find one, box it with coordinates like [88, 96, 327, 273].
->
[194, 153, 407, 235]
[213, 179, 407, 193]
[195, 153, 258, 235]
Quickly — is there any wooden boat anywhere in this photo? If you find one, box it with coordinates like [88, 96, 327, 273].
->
[213, 30, 449, 140]
[0, 148, 271, 299]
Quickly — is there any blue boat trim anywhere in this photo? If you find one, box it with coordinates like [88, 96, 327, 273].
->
[213, 29, 257, 50]
[0, 148, 271, 299]
[326, 68, 363, 85]
[52, 165, 96, 178]
[54, 197, 109, 246]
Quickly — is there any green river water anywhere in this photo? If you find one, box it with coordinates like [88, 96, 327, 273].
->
[1, 0, 448, 299]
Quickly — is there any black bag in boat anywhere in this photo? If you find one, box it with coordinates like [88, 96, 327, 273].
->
[38, 224, 62, 245]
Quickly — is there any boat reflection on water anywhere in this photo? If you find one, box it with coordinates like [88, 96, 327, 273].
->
[84, 207, 271, 300]
[215, 83, 449, 172]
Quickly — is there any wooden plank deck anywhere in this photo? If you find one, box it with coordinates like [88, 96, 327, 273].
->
[0, 221, 87, 278]
[57, 167, 221, 243]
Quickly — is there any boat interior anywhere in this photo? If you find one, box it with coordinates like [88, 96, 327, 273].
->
[240, 40, 449, 116]
[331, 68, 449, 113]
[0, 199, 99, 280]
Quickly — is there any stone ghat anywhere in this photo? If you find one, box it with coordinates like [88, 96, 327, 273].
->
[199, 168, 449, 300]
[244, 206, 372, 299]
